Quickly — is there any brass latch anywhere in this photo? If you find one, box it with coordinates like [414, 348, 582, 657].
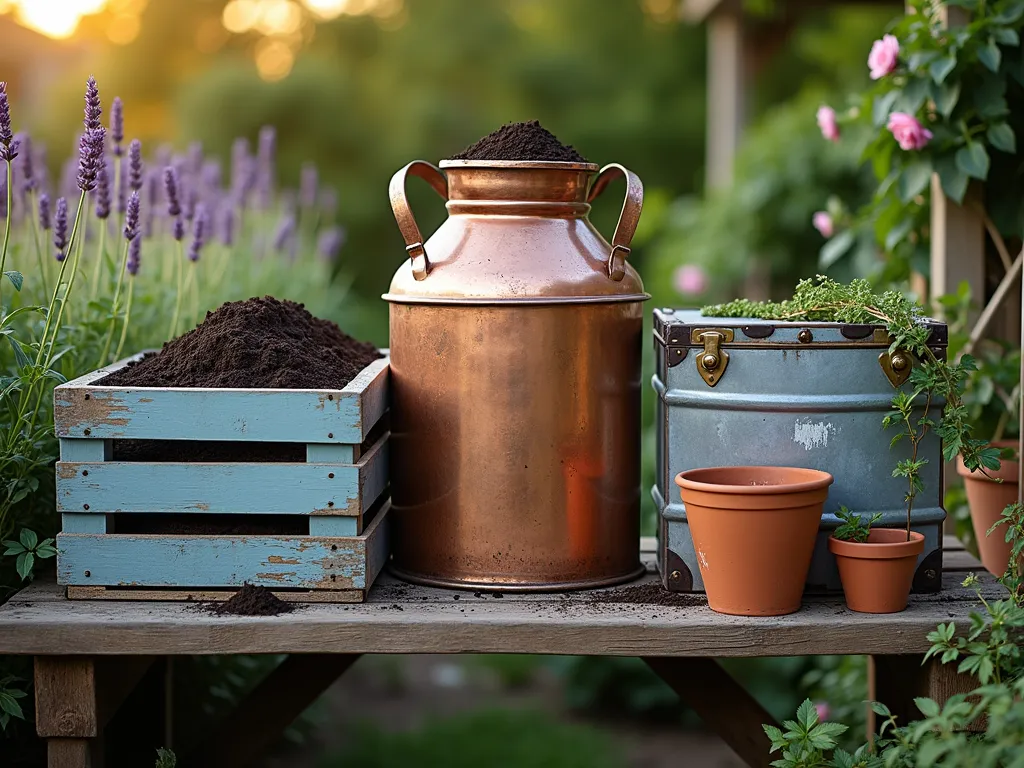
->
[691, 328, 734, 387]
[879, 349, 914, 388]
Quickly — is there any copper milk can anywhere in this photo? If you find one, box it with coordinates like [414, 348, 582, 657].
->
[385, 159, 647, 590]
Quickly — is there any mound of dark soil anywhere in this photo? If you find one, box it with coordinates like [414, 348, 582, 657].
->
[448, 120, 588, 163]
[211, 583, 294, 616]
[99, 296, 380, 389]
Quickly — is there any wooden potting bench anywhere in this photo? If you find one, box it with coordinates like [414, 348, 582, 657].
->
[0, 535, 998, 768]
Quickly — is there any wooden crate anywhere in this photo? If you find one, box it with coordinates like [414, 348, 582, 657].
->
[53, 352, 391, 603]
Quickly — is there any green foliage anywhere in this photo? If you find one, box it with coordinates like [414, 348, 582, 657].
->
[0, 676, 27, 732]
[645, 91, 877, 306]
[154, 747, 177, 768]
[832, 507, 882, 543]
[2, 529, 56, 583]
[704, 276, 996, 539]
[824, 0, 1024, 272]
[770, 519, 1024, 767]
[319, 709, 624, 768]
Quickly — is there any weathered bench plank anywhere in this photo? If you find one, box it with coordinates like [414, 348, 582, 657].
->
[56, 434, 387, 519]
[54, 355, 389, 445]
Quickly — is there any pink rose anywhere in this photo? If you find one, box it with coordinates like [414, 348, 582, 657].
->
[868, 34, 899, 80]
[816, 106, 840, 143]
[673, 264, 707, 296]
[812, 211, 834, 238]
[815, 701, 831, 722]
[887, 112, 933, 150]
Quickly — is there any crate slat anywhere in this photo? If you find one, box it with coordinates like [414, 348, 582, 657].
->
[54, 354, 389, 445]
[58, 501, 389, 591]
[64, 586, 365, 603]
[57, 432, 388, 519]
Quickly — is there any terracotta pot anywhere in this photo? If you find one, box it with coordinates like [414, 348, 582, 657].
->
[956, 441, 1018, 577]
[674, 466, 833, 616]
[828, 529, 924, 613]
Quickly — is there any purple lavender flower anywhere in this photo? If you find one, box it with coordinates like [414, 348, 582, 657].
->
[201, 160, 221, 193]
[231, 137, 254, 203]
[172, 215, 185, 241]
[54, 196, 68, 260]
[124, 190, 140, 240]
[0, 81, 16, 163]
[256, 125, 275, 208]
[38, 192, 51, 230]
[183, 186, 197, 222]
[218, 204, 235, 246]
[317, 226, 346, 261]
[143, 168, 158, 237]
[300, 163, 318, 209]
[95, 159, 111, 220]
[84, 76, 102, 132]
[116, 155, 127, 214]
[77, 127, 106, 192]
[187, 141, 203, 175]
[128, 139, 143, 191]
[16, 133, 34, 192]
[164, 167, 181, 217]
[188, 204, 208, 262]
[126, 232, 141, 275]
[109, 97, 123, 155]
[272, 213, 295, 252]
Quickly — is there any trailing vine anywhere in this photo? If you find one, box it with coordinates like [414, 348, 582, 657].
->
[703, 276, 1004, 540]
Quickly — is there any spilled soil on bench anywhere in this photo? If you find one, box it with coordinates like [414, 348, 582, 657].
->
[208, 583, 295, 616]
[98, 296, 381, 389]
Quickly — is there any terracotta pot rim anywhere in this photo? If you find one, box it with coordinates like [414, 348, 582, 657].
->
[675, 466, 834, 495]
[828, 530, 924, 560]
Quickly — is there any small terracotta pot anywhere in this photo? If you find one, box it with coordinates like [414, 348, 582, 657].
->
[956, 441, 1018, 577]
[828, 529, 924, 613]
[675, 466, 833, 616]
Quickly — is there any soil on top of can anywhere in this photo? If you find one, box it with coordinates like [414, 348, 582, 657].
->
[208, 583, 294, 616]
[98, 296, 381, 390]
[448, 120, 588, 163]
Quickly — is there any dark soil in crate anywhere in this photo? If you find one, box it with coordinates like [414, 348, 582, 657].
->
[112, 439, 307, 463]
[210, 583, 294, 616]
[112, 513, 307, 536]
[98, 296, 381, 390]
[448, 120, 588, 163]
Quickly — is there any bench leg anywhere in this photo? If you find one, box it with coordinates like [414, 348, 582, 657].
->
[644, 657, 779, 768]
[869, 654, 982, 737]
[35, 657, 101, 767]
[35, 655, 158, 768]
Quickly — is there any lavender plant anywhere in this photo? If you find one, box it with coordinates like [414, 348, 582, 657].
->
[0, 75, 355, 736]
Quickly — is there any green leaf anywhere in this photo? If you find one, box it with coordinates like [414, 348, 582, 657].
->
[15, 552, 33, 580]
[956, 142, 990, 180]
[796, 698, 818, 729]
[819, 229, 855, 269]
[931, 80, 961, 117]
[873, 90, 900, 127]
[899, 160, 933, 202]
[993, 27, 1020, 46]
[915, 697, 940, 717]
[930, 56, 957, 83]
[2, 540, 25, 555]
[0, 692, 24, 720]
[897, 77, 931, 115]
[6, 336, 31, 371]
[19, 528, 37, 550]
[3, 271, 23, 291]
[978, 38, 1002, 72]
[870, 701, 892, 717]
[987, 122, 1016, 153]
[42, 369, 68, 384]
[885, 218, 914, 252]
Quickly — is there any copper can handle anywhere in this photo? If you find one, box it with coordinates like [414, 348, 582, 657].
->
[587, 163, 643, 281]
[389, 161, 448, 280]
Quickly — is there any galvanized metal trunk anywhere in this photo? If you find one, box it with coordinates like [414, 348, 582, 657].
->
[652, 309, 947, 593]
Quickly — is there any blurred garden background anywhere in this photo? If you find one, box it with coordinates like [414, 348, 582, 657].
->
[0, 0, 952, 765]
